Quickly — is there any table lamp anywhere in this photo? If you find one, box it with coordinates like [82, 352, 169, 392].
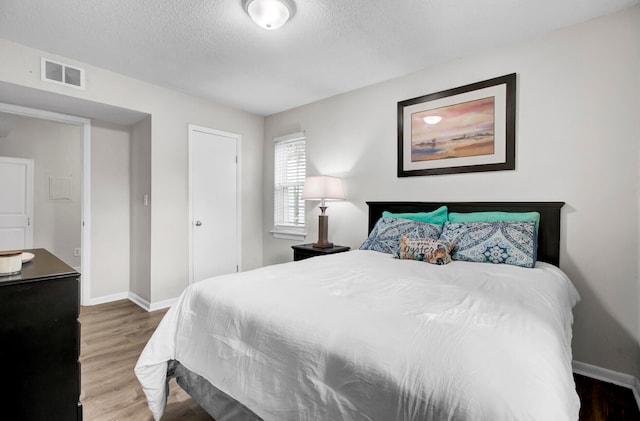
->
[301, 176, 346, 249]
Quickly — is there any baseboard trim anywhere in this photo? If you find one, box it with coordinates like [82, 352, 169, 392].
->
[87, 291, 129, 306]
[128, 292, 178, 312]
[573, 360, 640, 408]
[148, 296, 178, 311]
[85, 291, 178, 312]
[127, 292, 150, 311]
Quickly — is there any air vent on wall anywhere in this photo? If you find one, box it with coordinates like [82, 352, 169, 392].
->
[41, 58, 85, 90]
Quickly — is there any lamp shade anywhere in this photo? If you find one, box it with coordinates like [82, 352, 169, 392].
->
[301, 176, 345, 201]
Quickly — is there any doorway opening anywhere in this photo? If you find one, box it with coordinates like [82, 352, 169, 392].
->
[0, 102, 92, 304]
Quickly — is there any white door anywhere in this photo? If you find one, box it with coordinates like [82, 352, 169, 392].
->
[189, 126, 239, 283]
[0, 157, 34, 250]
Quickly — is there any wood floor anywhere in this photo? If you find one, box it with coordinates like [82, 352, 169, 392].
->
[80, 299, 639, 420]
[80, 299, 211, 420]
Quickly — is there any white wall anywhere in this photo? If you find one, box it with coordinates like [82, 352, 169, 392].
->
[90, 120, 131, 299]
[0, 38, 265, 305]
[0, 113, 82, 267]
[264, 7, 640, 377]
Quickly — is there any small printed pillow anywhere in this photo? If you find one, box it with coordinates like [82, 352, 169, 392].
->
[440, 221, 537, 268]
[360, 218, 443, 254]
[397, 235, 455, 265]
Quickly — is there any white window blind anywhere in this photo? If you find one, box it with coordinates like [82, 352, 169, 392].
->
[273, 132, 306, 239]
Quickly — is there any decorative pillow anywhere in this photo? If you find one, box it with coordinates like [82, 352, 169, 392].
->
[382, 206, 448, 225]
[440, 221, 537, 268]
[396, 235, 455, 265]
[359, 218, 443, 254]
[448, 211, 540, 233]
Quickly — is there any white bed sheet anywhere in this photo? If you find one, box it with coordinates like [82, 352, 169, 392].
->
[135, 250, 580, 421]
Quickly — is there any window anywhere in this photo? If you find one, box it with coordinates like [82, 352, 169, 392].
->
[272, 132, 306, 240]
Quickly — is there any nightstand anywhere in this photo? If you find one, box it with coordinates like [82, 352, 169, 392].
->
[292, 244, 351, 261]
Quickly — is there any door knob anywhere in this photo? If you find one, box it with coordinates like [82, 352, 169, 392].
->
[195, 221, 202, 226]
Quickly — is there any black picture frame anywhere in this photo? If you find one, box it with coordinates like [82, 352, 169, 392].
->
[397, 73, 516, 177]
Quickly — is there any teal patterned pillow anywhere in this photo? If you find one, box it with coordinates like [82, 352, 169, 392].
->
[448, 211, 540, 233]
[382, 205, 448, 225]
[440, 221, 537, 268]
[360, 218, 443, 254]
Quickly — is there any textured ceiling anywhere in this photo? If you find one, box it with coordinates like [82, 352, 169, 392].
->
[0, 0, 637, 116]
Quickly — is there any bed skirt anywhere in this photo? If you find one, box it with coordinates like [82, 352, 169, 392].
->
[167, 360, 262, 421]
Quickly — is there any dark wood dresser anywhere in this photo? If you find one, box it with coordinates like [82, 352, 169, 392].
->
[0, 248, 82, 420]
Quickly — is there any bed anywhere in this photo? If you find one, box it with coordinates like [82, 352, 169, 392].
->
[135, 201, 580, 421]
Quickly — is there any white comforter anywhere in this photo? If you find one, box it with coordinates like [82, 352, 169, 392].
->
[135, 250, 581, 421]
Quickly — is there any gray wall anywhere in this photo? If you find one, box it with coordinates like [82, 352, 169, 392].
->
[130, 115, 152, 301]
[263, 8, 640, 377]
[91, 120, 131, 298]
[0, 37, 265, 305]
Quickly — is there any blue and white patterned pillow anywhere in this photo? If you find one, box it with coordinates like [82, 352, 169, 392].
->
[440, 221, 537, 268]
[360, 218, 443, 254]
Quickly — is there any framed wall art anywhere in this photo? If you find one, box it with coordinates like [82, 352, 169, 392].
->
[397, 73, 516, 177]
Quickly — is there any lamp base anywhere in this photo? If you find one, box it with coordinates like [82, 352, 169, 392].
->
[313, 214, 333, 249]
[312, 241, 334, 249]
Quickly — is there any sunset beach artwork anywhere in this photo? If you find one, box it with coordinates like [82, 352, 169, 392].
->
[411, 97, 495, 162]
[398, 73, 515, 177]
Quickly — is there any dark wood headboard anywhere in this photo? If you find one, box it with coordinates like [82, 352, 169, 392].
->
[367, 201, 564, 266]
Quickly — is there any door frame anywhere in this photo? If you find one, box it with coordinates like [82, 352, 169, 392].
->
[187, 124, 242, 285]
[0, 102, 92, 305]
[0, 156, 34, 248]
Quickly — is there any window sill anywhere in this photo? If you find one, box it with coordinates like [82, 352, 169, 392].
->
[271, 229, 307, 241]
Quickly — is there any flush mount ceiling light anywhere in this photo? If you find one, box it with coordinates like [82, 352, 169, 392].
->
[243, 0, 295, 30]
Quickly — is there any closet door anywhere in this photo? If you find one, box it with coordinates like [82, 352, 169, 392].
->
[188, 125, 239, 283]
